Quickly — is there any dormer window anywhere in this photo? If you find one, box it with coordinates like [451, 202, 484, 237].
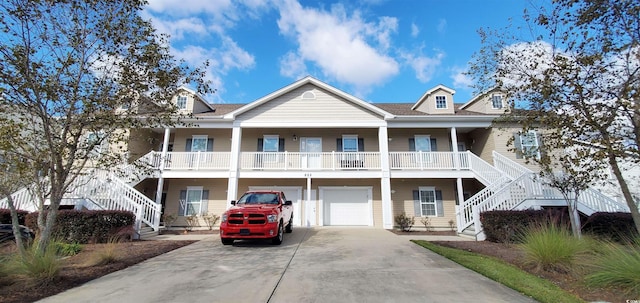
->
[435, 96, 447, 109]
[177, 95, 187, 110]
[491, 94, 503, 109]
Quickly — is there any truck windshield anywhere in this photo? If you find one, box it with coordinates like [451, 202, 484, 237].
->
[237, 193, 279, 205]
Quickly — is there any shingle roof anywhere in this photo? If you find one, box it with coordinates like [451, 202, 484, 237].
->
[372, 103, 489, 116]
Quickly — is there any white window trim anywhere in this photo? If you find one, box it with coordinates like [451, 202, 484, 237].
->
[520, 131, 540, 159]
[491, 94, 503, 109]
[435, 95, 447, 109]
[418, 186, 438, 217]
[184, 186, 203, 216]
[341, 135, 359, 152]
[263, 135, 280, 163]
[177, 95, 188, 110]
[191, 135, 208, 152]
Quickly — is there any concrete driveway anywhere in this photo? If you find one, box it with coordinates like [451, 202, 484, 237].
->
[39, 227, 536, 303]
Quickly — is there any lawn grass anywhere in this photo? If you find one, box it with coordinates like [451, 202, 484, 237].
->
[412, 240, 585, 303]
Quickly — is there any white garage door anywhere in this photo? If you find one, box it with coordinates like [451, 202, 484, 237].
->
[322, 188, 371, 226]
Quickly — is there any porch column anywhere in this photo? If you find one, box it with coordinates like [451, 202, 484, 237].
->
[450, 127, 460, 170]
[155, 127, 171, 205]
[378, 125, 393, 229]
[306, 176, 312, 227]
[456, 177, 464, 207]
[226, 126, 242, 207]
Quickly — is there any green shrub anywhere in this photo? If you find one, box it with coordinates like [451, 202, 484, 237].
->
[585, 238, 640, 297]
[8, 243, 60, 284]
[394, 213, 415, 232]
[25, 210, 135, 243]
[582, 212, 638, 242]
[519, 223, 593, 273]
[53, 241, 83, 256]
[481, 209, 570, 243]
[0, 209, 30, 225]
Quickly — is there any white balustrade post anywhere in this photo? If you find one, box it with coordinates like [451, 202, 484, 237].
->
[227, 126, 242, 207]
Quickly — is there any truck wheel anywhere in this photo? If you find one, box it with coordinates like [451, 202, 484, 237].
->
[285, 217, 293, 233]
[221, 238, 234, 245]
[271, 223, 284, 245]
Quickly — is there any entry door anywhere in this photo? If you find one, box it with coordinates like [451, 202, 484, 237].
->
[303, 189, 317, 226]
[301, 138, 322, 169]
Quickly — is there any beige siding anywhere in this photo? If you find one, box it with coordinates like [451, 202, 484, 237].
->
[239, 128, 379, 152]
[465, 93, 510, 114]
[237, 84, 382, 122]
[163, 179, 229, 227]
[468, 128, 494, 163]
[391, 179, 457, 230]
[387, 129, 453, 151]
[192, 98, 210, 114]
[127, 129, 163, 160]
[173, 129, 233, 152]
[414, 88, 455, 114]
[491, 127, 541, 171]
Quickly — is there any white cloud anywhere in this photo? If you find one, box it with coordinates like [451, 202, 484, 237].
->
[411, 22, 419, 38]
[437, 18, 447, 34]
[451, 66, 474, 88]
[401, 51, 444, 83]
[276, 0, 399, 92]
[279, 51, 307, 79]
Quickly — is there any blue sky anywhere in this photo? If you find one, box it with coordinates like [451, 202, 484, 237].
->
[143, 0, 530, 104]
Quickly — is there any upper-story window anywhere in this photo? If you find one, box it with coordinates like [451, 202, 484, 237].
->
[491, 94, 503, 109]
[518, 131, 540, 159]
[177, 95, 187, 110]
[342, 135, 359, 152]
[435, 96, 447, 109]
[263, 135, 280, 152]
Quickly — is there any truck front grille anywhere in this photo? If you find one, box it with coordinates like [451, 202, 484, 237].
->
[228, 213, 267, 225]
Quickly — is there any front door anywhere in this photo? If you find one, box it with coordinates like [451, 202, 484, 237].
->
[301, 137, 322, 169]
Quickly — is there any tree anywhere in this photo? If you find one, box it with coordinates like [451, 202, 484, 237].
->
[0, 0, 212, 253]
[469, 0, 640, 233]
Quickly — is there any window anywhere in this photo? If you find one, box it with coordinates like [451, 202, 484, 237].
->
[181, 187, 203, 216]
[86, 131, 106, 153]
[414, 136, 432, 152]
[491, 94, 503, 109]
[435, 96, 447, 109]
[191, 135, 208, 152]
[419, 187, 437, 216]
[342, 135, 358, 152]
[519, 131, 540, 159]
[263, 135, 279, 152]
[177, 95, 187, 110]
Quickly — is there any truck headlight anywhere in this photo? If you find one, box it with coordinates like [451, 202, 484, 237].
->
[267, 214, 277, 223]
[222, 214, 228, 223]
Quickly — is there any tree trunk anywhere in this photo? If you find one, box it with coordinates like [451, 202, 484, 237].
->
[1, 192, 26, 257]
[608, 156, 640, 233]
[568, 199, 582, 239]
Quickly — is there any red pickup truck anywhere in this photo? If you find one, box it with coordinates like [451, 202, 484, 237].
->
[220, 190, 293, 245]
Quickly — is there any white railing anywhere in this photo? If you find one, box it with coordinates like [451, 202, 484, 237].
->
[579, 188, 630, 213]
[116, 151, 161, 184]
[492, 151, 532, 179]
[164, 152, 231, 170]
[240, 152, 381, 170]
[467, 152, 505, 185]
[457, 176, 513, 232]
[0, 187, 39, 212]
[389, 152, 470, 170]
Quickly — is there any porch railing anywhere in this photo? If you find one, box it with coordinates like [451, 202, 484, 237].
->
[239, 152, 381, 170]
[388, 152, 469, 170]
[163, 152, 231, 170]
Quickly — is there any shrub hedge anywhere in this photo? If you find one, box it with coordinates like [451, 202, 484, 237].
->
[582, 212, 638, 242]
[0, 209, 30, 225]
[25, 210, 135, 244]
[480, 209, 570, 243]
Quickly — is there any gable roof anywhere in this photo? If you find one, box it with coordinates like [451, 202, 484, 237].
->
[177, 86, 215, 112]
[459, 87, 504, 110]
[411, 84, 456, 110]
[223, 76, 394, 120]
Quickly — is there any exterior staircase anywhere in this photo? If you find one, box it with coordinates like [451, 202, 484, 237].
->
[456, 151, 631, 240]
[0, 152, 163, 237]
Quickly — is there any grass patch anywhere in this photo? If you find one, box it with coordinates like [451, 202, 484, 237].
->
[412, 240, 584, 303]
[53, 241, 83, 256]
[518, 224, 594, 273]
[585, 239, 640, 298]
[8, 243, 61, 285]
[86, 241, 120, 266]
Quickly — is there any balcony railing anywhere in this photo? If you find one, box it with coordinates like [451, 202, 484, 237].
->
[239, 152, 381, 170]
[153, 151, 474, 172]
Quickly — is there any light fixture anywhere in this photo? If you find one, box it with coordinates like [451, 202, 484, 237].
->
[293, 134, 298, 141]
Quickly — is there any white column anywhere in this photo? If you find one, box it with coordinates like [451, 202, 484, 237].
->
[306, 176, 312, 227]
[155, 127, 171, 205]
[378, 125, 393, 229]
[450, 127, 460, 170]
[226, 126, 242, 207]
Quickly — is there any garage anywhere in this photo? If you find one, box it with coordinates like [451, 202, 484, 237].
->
[320, 187, 372, 226]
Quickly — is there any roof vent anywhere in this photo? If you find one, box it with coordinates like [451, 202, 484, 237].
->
[301, 91, 316, 99]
